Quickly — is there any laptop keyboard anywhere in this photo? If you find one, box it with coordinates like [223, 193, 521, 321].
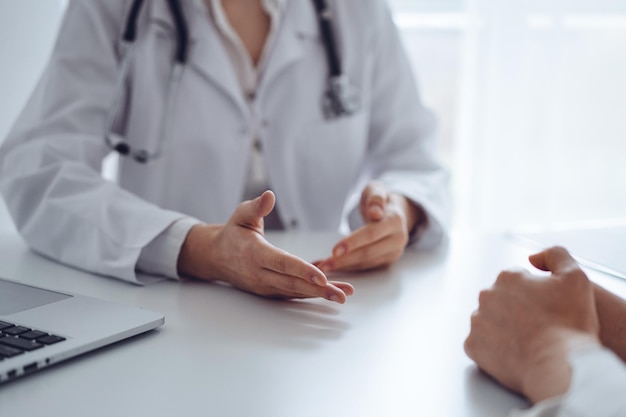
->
[0, 321, 66, 360]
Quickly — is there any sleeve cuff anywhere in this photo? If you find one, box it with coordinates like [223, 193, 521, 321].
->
[510, 346, 626, 417]
[560, 346, 626, 416]
[510, 396, 563, 417]
[136, 217, 202, 282]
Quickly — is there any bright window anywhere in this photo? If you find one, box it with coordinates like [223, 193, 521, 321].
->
[390, 0, 626, 231]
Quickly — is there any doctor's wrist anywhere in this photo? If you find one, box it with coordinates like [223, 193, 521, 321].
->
[392, 194, 425, 240]
[177, 224, 220, 281]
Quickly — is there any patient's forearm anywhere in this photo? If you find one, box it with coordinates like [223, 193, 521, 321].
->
[595, 284, 626, 362]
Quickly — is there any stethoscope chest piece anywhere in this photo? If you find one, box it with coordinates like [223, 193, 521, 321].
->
[323, 75, 362, 119]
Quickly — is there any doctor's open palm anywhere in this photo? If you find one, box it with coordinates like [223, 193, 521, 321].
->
[176, 191, 354, 303]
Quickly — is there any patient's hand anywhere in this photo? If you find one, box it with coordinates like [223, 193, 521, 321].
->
[464, 247, 601, 403]
[593, 283, 626, 363]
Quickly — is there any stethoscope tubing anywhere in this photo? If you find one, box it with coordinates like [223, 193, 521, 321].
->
[311, 0, 342, 77]
[165, 0, 189, 64]
[105, 0, 359, 164]
[104, 41, 135, 156]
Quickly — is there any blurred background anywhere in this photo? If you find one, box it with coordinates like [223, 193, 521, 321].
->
[0, 0, 624, 233]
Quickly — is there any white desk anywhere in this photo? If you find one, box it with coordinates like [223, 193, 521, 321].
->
[0, 230, 624, 416]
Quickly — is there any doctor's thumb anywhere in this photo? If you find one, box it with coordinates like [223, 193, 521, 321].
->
[360, 183, 389, 223]
[254, 190, 276, 218]
[231, 191, 276, 229]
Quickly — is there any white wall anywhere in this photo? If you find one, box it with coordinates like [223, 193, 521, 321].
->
[0, 1, 64, 140]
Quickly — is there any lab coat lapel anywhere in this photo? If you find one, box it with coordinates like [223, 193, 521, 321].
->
[150, 1, 248, 117]
[259, 0, 319, 98]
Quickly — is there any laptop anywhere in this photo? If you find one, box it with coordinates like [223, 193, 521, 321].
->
[0, 276, 164, 383]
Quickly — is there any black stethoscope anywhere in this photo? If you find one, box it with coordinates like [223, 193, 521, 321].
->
[105, 0, 362, 164]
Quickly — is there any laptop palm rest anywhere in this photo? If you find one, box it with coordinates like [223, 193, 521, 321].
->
[0, 279, 71, 315]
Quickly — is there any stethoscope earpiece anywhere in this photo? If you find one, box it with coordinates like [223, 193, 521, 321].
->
[113, 142, 131, 156]
[108, 140, 149, 163]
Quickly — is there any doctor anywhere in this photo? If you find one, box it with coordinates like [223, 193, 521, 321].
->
[0, 0, 449, 302]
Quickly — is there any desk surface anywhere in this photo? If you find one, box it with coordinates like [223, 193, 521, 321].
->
[0, 230, 624, 416]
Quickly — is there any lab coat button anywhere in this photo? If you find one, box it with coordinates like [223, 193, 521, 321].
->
[254, 139, 263, 152]
[290, 219, 298, 228]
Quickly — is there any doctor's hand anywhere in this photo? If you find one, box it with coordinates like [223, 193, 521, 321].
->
[464, 247, 601, 404]
[315, 182, 423, 273]
[177, 191, 353, 303]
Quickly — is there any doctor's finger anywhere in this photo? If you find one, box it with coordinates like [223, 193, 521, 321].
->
[330, 237, 402, 272]
[330, 281, 355, 295]
[274, 282, 354, 299]
[332, 221, 390, 258]
[260, 271, 348, 303]
[259, 245, 329, 287]
[360, 182, 390, 222]
[278, 281, 354, 299]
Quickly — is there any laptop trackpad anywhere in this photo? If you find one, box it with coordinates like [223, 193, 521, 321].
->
[0, 278, 72, 315]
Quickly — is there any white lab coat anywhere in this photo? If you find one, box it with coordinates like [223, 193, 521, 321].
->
[0, 0, 449, 283]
